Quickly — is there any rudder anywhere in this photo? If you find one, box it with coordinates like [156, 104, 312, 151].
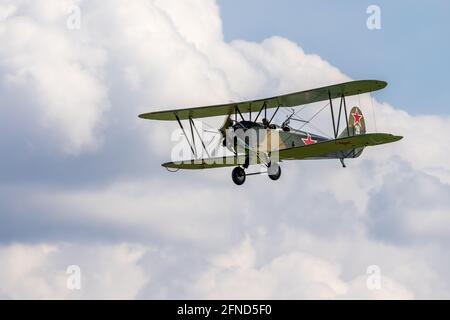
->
[339, 106, 366, 138]
[338, 106, 366, 158]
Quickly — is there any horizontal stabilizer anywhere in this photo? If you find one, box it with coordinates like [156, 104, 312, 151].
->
[279, 133, 402, 161]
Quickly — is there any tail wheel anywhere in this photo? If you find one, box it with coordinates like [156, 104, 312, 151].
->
[268, 163, 281, 181]
[232, 167, 246, 186]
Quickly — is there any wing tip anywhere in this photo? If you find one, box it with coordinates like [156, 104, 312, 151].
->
[378, 80, 388, 89]
[362, 79, 388, 90]
[367, 133, 403, 146]
[138, 112, 177, 121]
[162, 162, 175, 168]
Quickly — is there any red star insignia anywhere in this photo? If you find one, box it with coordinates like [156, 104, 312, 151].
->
[302, 134, 317, 145]
[352, 110, 363, 125]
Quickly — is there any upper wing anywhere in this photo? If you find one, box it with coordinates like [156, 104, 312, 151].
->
[139, 80, 387, 121]
[279, 133, 403, 161]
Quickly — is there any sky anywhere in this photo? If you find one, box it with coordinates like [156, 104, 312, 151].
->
[0, 0, 450, 299]
[219, 0, 450, 115]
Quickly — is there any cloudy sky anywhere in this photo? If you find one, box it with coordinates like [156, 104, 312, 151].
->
[0, 0, 449, 299]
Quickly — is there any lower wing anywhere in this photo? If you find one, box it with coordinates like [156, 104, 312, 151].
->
[162, 155, 248, 170]
[162, 133, 403, 170]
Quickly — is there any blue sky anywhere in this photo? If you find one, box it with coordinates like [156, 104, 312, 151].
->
[218, 0, 450, 115]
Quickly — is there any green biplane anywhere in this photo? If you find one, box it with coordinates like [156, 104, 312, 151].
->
[139, 80, 402, 185]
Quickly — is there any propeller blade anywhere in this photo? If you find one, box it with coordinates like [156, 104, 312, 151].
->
[219, 112, 233, 138]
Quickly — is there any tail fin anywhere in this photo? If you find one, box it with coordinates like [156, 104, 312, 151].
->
[338, 106, 366, 138]
[338, 106, 366, 158]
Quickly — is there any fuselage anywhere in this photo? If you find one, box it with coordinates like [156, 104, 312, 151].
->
[224, 120, 328, 155]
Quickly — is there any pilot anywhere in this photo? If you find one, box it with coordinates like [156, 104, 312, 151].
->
[282, 124, 291, 132]
[262, 118, 277, 130]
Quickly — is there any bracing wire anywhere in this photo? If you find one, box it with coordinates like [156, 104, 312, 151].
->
[298, 102, 330, 131]
[281, 102, 333, 139]
[304, 122, 333, 139]
[202, 120, 220, 132]
[206, 135, 218, 149]
[371, 94, 378, 133]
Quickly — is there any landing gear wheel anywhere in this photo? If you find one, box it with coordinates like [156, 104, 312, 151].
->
[232, 167, 246, 185]
[268, 163, 282, 181]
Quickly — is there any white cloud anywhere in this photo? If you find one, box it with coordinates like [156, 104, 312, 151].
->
[366, 161, 450, 243]
[0, 3, 16, 21]
[188, 236, 413, 300]
[189, 237, 348, 299]
[0, 0, 450, 300]
[30, 179, 246, 247]
[0, 243, 148, 299]
[0, 237, 417, 300]
[0, 0, 109, 154]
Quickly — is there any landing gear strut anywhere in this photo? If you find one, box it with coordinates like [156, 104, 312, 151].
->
[231, 163, 282, 185]
[231, 163, 281, 186]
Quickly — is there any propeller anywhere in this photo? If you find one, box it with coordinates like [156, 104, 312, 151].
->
[219, 112, 233, 138]
[176, 114, 236, 157]
[186, 113, 234, 150]
[219, 112, 234, 147]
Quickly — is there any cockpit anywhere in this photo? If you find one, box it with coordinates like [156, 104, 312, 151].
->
[232, 121, 264, 131]
[231, 119, 288, 132]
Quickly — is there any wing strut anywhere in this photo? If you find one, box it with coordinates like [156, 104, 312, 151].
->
[188, 117, 197, 158]
[189, 117, 211, 158]
[343, 94, 350, 137]
[329, 92, 351, 139]
[235, 106, 245, 122]
[234, 102, 275, 124]
[175, 114, 213, 159]
[254, 102, 267, 123]
[329, 92, 354, 165]
[269, 105, 281, 124]
[329, 91, 338, 138]
[176, 114, 197, 159]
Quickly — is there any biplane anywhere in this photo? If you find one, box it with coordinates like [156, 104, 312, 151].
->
[139, 80, 402, 185]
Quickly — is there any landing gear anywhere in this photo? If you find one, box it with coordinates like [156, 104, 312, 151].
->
[232, 167, 246, 186]
[231, 163, 281, 185]
[268, 163, 282, 181]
